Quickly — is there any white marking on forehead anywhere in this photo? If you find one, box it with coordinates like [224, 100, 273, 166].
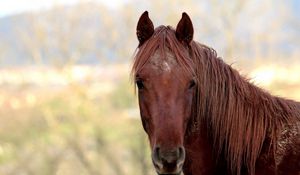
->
[162, 61, 171, 71]
[149, 50, 177, 72]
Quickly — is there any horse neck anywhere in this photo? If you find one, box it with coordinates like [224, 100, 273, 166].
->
[194, 54, 280, 174]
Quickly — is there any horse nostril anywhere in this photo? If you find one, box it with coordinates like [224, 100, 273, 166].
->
[153, 146, 160, 159]
[152, 146, 163, 169]
[178, 146, 186, 164]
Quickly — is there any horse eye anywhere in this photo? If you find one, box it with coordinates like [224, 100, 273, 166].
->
[188, 79, 196, 89]
[136, 80, 144, 90]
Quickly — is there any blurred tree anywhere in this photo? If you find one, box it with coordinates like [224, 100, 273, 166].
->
[17, 13, 47, 65]
[6, 0, 297, 66]
[0, 43, 7, 65]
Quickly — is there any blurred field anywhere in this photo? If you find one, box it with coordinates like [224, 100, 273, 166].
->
[0, 63, 299, 175]
[0, 64, 155, 175]
[0, 0, 299, 175]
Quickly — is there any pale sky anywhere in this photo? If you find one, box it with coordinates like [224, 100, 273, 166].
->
[0, 0, 128, 17]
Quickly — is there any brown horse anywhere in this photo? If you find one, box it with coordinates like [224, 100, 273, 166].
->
[131, 11, 300, 175]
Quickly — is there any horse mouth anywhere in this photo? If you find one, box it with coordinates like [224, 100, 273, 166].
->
[153, 160, 183, 175]
[154, 162, 183, 175]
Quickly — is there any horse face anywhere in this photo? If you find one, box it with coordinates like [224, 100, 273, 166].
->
[135, 50, 195, 174]
[135, 11, 195, 175]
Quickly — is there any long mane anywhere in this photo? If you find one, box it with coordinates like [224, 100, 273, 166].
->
[131, 26, 300, 175]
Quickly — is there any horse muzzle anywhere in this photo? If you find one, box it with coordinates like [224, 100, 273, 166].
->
[152, 146, 185, 175]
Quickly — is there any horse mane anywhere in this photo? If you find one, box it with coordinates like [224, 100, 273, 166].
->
[131, 26, 300, 175]
[189, 40, 300, 175]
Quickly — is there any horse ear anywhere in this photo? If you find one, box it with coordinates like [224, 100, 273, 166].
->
[136, 11, 154, 47]
[176, 12, 194, 45]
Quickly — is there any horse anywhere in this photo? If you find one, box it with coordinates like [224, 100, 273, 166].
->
[131, 11, 300, 175]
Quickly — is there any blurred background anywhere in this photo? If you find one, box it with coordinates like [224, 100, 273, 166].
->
[0, 0, 299, 174]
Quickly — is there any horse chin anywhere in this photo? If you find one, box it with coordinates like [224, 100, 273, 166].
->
[156, 169, 182, 175]
[157, 172, 182, 175]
